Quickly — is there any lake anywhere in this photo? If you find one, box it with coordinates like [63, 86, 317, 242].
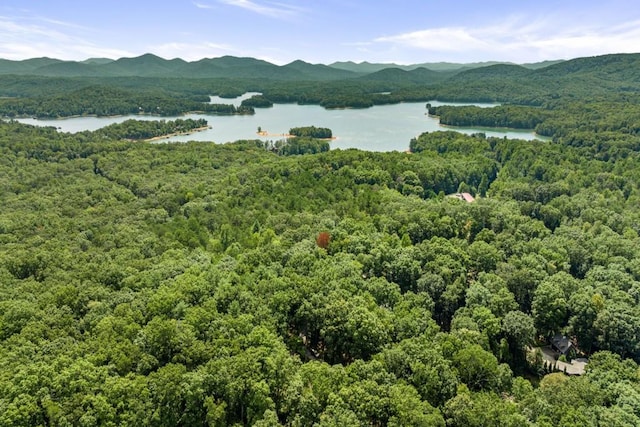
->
[16, 94, 548, 151]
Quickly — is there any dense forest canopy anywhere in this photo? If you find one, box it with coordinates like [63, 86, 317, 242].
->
[1, 52, 640, 426]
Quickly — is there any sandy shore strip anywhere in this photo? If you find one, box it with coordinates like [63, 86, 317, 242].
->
[144, 126, 211, 142]
[257, 130, 337, 140]
[257, 131, 295, 138]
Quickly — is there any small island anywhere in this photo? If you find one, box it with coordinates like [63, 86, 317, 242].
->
[257, 125, 335, 140]
[289, 126, 333, 139]
[255, 125, 333, 155]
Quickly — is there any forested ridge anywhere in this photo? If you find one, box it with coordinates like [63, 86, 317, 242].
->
[2, 52, 640, 426]
[0, 86, 254, 119]
[93, 118, 209, 141]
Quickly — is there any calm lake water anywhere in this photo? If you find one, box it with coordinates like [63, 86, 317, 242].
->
[16, 94, 547, 151]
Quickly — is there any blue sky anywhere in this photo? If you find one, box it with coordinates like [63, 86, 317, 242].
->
[1, 0, 640, 64]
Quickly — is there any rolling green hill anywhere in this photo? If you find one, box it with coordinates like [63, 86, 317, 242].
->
[357, 66, 452, 84]
[0, 57, 64, 74]
[282, 59, 358, 80]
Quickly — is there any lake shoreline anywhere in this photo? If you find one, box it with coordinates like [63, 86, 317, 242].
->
[256, 131, 294, 138]
[437, 122, 549, 140]
[143, 126, 211, 142]
[15, 98, 547, 151]
[3, 109, 252, 121]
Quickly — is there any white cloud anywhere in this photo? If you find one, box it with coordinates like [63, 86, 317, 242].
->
[377, 27, 490, 52]
[342, 41, 373, 47]
[374, 16, 640, 62]
[0, 15, 132, 60]
[193, 2, 215, 9]
[218, 0, 303, 19]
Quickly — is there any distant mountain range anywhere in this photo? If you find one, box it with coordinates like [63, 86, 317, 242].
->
[0, 54, 356, 80]
[0, 53, 565, 81]
[328, 59, 563, 73]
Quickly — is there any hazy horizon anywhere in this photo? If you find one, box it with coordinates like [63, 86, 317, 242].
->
[0, 51, 573, 67]
[1, 1, 640, 65]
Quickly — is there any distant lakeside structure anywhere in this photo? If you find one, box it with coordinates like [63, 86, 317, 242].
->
[447, 192, 475, 203]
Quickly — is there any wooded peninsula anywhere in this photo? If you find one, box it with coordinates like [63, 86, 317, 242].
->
[1, 53, 640, 426]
